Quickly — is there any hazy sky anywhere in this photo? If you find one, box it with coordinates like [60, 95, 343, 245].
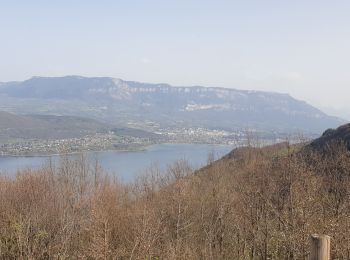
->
[1, 1, 350, 119]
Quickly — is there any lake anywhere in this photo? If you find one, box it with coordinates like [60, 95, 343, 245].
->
[0, 143, 233, 182]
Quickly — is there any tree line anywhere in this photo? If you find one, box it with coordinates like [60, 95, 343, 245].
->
[0, 141, 350, 259]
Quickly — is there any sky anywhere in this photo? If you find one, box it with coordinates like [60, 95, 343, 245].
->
[1, 1, 350, 119]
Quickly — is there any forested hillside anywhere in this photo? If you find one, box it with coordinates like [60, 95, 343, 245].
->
[1, 125, 350, 259]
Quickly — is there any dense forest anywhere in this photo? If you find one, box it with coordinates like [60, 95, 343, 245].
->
[1, 126, 350, 259]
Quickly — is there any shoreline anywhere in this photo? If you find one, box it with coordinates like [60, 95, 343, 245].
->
[0, 145, 151, 158]
[0, 142, 235, 158]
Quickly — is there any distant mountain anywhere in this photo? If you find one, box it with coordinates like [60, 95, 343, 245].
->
[0, 111, 112, 141]
[0, 111, 43, 129]
[0, 76, 345, 133]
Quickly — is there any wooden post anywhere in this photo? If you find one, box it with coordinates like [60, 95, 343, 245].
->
[310, 234, 330, 260]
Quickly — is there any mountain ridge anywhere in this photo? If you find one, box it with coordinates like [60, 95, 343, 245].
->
[0, 76, 345, 134]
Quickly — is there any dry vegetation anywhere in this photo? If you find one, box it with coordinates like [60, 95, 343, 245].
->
[1, 142, 350, 259]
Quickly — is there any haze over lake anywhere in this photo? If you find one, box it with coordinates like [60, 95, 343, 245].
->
[0, 144, 233, 181]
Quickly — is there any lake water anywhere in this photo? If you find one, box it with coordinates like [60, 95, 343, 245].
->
[0, 143, 233, 182]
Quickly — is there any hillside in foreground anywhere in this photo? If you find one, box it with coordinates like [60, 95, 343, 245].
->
[308, 123, 350, 151]
[1, 124, 350, 258]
